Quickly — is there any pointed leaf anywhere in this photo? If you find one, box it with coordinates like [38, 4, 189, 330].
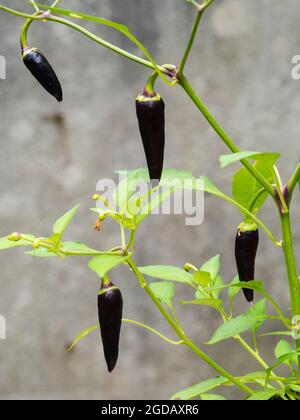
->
[53, 205, 80, 235]
[220, 151, 280, 169]
[212, 275, 224, 299]
[88, 254, 127, 278]
[192, 271, 211, 287]
[181, 299, 222, 311]
[0, 235, 34, 250]
[139, 265, 193, 285]
[228, 276, 240, 301]
[207, 300, 266, 345]
[232, 161, 273, 216]
[170, 377, 227, 400]
[150, 282, 175, 305]
[26, 248, 58, 258]
[247, 390, 281, 401]
[62, 241, 102, 255]
[200, 255, 220, 282]
[275, 340, 298, 365]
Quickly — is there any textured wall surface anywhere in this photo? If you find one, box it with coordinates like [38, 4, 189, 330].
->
[0, 0, 300, 400]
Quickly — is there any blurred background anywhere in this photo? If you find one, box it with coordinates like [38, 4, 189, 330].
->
[0, 0, 300, 400]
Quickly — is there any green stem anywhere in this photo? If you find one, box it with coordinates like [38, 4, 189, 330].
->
[280, 213, 300, 370]
[127, 258, 253, 396]
[178, 9, 203, 77]
[288, 161, 300, 202]
[0, 5, 170, 75]
[144, 72, 159, 96]
[51, 0, 63, 7]
[178, 75, 275, 199]
[20, 13, 36, 50]
[273, 166, 288, 213]
[49, 15, 169, 74]
[124, 229, 136, 254]
[120, 225, 126, 249]
[29, 1, 39, 12]
[123, 319, 183, 346]
[222, 195, 280, 247]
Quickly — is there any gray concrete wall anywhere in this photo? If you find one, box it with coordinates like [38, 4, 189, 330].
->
[0, 0, 300, 400]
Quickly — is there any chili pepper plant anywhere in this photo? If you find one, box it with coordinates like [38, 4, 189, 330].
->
[1, 0, 300, 401]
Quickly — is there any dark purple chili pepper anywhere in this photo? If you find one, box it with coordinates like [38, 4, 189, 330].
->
[98, 278, 123, 372]
[22, 47, 63, 102]
[235, 223, 259, 303]
[136, 90, 165, 184]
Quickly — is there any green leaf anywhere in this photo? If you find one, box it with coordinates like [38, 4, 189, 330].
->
[207, 300, 266, 345]
[181, 299, 222, 311]
[170, 377, 227, 400]
[219, 151, 280, 169]
[62, 241, 102, 255]
[199, 176, 225, 197]
[247, 390, 281, 401]
[150, 282, 175, 305]
[232, 161, 273, 216]
[192, 271, 211, 287]
[68, 324, 99, 352]
[26, 248, 58, 258]
[138, 265, 193, 285]
[52, 205, 80, 235]
[228, 280, 266, 295]
[200, 255, 220, 282]
[195, 287, 210, 300]
[88, 254, 127, 278]
[228, 276, 240, 302]
[212, 275, 224, 299]
[26, 241, 102, 258]
[0, 235, 34, 250]
[200, 394, 227, 401]
[275, 340, 294, 360]
[240, 371, 268, 383]
[275, 340, 298, 365]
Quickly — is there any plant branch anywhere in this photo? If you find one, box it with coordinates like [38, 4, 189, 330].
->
[220, 195, 280, 247]
[0, 5, 170, 75]
[29, 1, 39, 12]
[273, 166, 288, 213]
[179, 0, 215, 77]
[178, 10, 203, 77]
[280, 213, 300, 370]
[126, 258, 254, 395]
[123, 319, 183, 346]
